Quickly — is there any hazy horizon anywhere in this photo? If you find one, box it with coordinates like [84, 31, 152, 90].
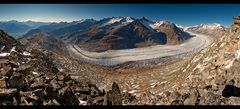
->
[0, 4, 239, 26]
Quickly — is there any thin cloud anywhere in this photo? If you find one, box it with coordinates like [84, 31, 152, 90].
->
[19, 17, 67, 23]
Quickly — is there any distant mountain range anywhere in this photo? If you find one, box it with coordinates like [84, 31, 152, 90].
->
[24, 19, 96, 38]
[0, 20, 50, 38]
[1, 17, 227, 52]
[185, 23, 227, 38]
[22, 16, 195, 52]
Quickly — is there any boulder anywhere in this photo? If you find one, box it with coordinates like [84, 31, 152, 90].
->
[30, 77, 45, 89]
[169, 91, 181, 102]
[92, 96, 104, 105]
[32, 89, 44, 103]
[8, 72, 26, 89]
[0, 76, 7, 88]
[184, 89, 198, 105]
[57, 74, 65, 81]
[90, 86, 100, 97]
[110, 82, 122, 105]
[0, 88, 18, 96]
[50, 79, 61, 91]
[1, 64, 12, 76]
[171, 99, 184, 105]
[204, 91, 221, 105]
[77, 86, 90, 95]
[103, 92, 111, 105]
[214, 75, 226, 85]
[44, 84, 57, 100]
[61, 87, 79, 105]
[122, 92, 136, 101]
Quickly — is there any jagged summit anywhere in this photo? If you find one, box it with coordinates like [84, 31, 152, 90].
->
[158, 20, 174, 26]
[100, 16, 135, 27]
[138, 17, 155, 25]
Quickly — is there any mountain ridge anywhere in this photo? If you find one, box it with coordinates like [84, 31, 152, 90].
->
[186, 23, 227, 39]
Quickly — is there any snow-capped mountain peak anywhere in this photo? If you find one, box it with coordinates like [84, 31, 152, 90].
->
[76, 19, 87, 24]
[175, 24, 184, 29]
[71, 19, 95, 24]
[107, 17, 123, 24]
[153, 20, 175, 27]
[101, 16, 135, 27]
[192, 23, 225, 30]
[120, 16, 135, 23]
[70, 19, 86, 24]
[158, 20, 174, 26]
[186, 23, 226, 38]
[153, 20, 177, 29]
[107, 16, 134, 24]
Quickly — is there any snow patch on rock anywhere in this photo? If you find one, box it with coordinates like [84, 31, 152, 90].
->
[1, 45, 5, 51]
[225, 59, 234, 69]
[23, 51, 31, 56]
[0, 53, 10, 57]
[192, 64, 202, 72]
[32, 71, 38, 75]
[235, 49, 240, 59]
[219, 43, 225, 48]
[79, 100, 87, 105]
[129, 90, 138, 94]
[192, 56, 200, 63]
[10, 46, 17, 53]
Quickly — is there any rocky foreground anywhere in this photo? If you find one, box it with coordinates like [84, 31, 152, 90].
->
[0, 30, 135, 105]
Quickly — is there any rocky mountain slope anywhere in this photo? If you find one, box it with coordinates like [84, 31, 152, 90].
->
[154, 21, 192, 44]
[0, 29, 133, 105]
[19, 33, 69, 56]
[65, 19, 166, 52]
[21, 16, 192, 52]
[63, 17, 192, 52]
[124, 21, 240, 105]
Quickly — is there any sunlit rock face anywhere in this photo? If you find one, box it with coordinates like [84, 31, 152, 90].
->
[231, 16, 240, 32]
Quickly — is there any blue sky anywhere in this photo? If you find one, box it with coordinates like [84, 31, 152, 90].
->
[0, 4, 239, 26]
